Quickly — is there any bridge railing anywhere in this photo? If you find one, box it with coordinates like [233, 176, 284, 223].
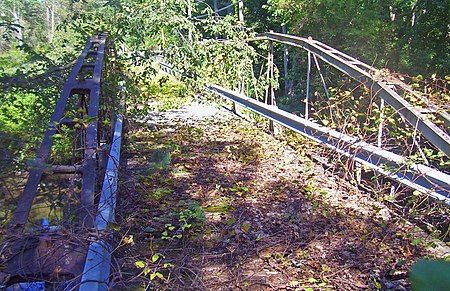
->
[3, 33, 123, 290]
[210, 84, 450, 204]
[8, 33, 108, 232]
[254, 32, 450, 158]
[210, 32, 450, 204]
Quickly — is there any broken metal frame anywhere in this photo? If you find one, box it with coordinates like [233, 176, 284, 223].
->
[8, 33, 107, 231]
[210, 84, 450, 204]
[79, 92, 125, 290]
[254, 32, 450, 158]
[4, 33, 112, 290]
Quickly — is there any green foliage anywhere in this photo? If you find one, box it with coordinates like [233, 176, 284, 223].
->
[150, 187, 173, 200]
[0, 48, 29, 74]
[134, 255, 167, 281]
[127, 72, 189, 117]
[0, 0, 119, 175]
[111, 0, 266, 98]
[0, 88, 56, 171]
[229, 181, 250, 195]
[161, 201, 206, 241]
[263, 0, 449, 75]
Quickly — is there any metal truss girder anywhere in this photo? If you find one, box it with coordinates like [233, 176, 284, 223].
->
[79, 34, 107, 228]
[9, 33, 107, 231]
[79, 90, 124, 290]
[254, 32, 450, 158]
[210, 84, 450, 204]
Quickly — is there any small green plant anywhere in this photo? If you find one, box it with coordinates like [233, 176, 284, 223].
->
[229, 181, 250, 196]
[161, 223, 182, 240]
[150, 187, 173, 200]
[161, 201, 206, 241]
[134, 253, 172, 281]
[304, 183, 316, 199]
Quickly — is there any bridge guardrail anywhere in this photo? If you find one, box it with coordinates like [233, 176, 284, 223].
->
[210, 84, 450, 204]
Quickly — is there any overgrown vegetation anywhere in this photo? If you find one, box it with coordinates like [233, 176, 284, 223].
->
[115, 104, 449, 289]
[0, 0, 449, 289]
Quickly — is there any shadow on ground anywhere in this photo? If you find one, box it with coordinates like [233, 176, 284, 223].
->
[113, 114, 426, 290]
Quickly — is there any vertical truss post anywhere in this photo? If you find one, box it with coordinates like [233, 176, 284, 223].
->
[312, 54, 333, 120]
[312, 54, 330, 99]
[78, 92, 87, 161]
[305, 51, 311, 120]
[282, 25, 290, 96]
[264, 41, 270, 104]
[79, 38, 106, 229]
[378, 99, 385, 148]
[266, 39, 276, 133]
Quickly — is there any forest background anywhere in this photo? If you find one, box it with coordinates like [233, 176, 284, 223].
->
[0, 0, 448, 172]
[0, 1, 449, 288]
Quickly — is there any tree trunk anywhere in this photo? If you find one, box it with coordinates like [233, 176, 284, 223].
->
[11, 6, 23, 46]
[46, 4, 55, 43]
[214, 0, 218, 21]
[214, 0, 218, 39]
[238, 0, 244, 23]
[187, 0, 192, 40]
[160, 0, 165, 49]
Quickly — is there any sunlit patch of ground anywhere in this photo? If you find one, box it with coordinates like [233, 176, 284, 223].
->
[113, 101, 447, 290]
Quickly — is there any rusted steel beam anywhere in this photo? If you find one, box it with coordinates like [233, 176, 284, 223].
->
[80, 98, 125, 290]
[8, 33, 107, 232]
[78, 35, 107, 229]
[46, 165, 83, 173]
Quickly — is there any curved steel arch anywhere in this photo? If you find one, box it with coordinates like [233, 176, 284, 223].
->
[254, 32, 450, 158]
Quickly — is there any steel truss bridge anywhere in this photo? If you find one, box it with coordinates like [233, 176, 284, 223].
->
[1, 31, 449, 290]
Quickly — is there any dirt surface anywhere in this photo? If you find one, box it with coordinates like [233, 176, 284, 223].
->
[112, 102, 446, 290]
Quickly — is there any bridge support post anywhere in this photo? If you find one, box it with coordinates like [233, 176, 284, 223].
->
[282, 25, 291, 96]
[305, 51, 311, 120]
[312, 54, 334, 120]
[378, 98, 385, 148]
[266, 39, 277, 134]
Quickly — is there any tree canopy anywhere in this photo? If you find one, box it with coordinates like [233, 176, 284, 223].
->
[0, 0, 448, 169]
